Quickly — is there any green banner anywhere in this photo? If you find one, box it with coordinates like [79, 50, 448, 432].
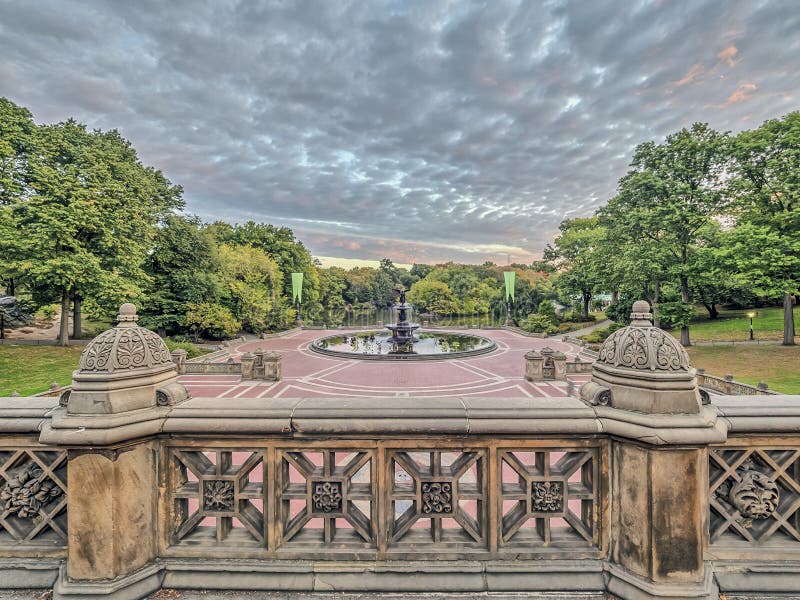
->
[504, 271, 515, 302]
[291, 272, 304, 303]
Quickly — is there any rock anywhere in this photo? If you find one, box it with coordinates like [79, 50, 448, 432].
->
[0, 294, 34, 328]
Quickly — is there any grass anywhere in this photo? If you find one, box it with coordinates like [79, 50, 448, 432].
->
[686, 345, 800, 394]
[0, 345, 84, 396]
[669, 306, 799, 342]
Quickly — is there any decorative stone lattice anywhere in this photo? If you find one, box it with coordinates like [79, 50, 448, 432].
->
[0, 449, 68, 546]
[171, 449, 264, 545]
[78, 303, 172, 373]
[710, 448, 800, 544]
[499, 448, 600, 549]
[279, 449, 374, 546]
[389, 450, 485, 545]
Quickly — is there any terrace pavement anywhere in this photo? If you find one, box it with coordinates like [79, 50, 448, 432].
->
[179, 328, 591, 399]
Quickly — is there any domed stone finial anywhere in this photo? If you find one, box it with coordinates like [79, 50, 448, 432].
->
[117, 303, 139, 324]
[581, 299, 701, 414]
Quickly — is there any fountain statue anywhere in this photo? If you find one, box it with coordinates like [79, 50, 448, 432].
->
[385, 289, 420, 345]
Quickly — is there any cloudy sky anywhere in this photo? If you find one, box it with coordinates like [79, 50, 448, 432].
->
[1, 1, 798, 266]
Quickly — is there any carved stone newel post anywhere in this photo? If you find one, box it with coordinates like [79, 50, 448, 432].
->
[40, 304, 189, 598]
[580, 301, 723, 600]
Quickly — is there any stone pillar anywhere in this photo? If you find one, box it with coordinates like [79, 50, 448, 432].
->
[581, 300, 720, 600]
[171, 348, 187, 374]
[38, 304, 189, 599]
[263, 351, 282, 381]
[252, 347, 265, 379]
[524, 350, 543, 381]
[240, 352, 255, 380]
[550, 349, 567, 380]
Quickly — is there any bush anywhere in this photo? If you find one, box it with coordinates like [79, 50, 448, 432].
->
[36, 304, 58, 321]
[523, 313, 558, 334]
[537, 299, 557, 321]
[185, 302, 241, 340]
[562, 310, 596, 323]
[164, 338, 210, 360]
[581, 322, 625, 343]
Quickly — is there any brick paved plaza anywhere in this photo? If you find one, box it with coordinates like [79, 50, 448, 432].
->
[179, 329, 590, 399]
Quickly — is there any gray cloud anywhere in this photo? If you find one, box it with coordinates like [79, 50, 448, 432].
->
[1, 0, 798, 264]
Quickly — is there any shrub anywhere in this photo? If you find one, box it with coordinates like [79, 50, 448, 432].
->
[164, 338, 209, 360]
[523, 313, 557, 334]
[36, 304, 58, 321]
[185, 302, 241, 341]
[537, 299, 557, 321]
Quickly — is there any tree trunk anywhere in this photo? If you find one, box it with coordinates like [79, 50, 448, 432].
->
[58, 289, 70, 347]
[702, 302, 718, 320]
[783, 292, 795, 346]
[610, 290, 618, 306]
[72, 294, 82, 340]
[653, 280, 660, 329]
[1, 311, 4, 339]
[680, 275, 691, 346]
[6, 278, 14, 296]
[582, 292, 591, 320]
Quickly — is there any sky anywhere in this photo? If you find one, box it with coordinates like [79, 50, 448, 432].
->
[1, 1, 798, 267]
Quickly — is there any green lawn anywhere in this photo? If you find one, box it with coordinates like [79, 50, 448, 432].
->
[686, 345, 800, 394]
[669, 306, 799, 342]
[0, 345, 84, 396]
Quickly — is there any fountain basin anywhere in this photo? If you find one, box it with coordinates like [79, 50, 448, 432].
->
[310, 331, 497, 361]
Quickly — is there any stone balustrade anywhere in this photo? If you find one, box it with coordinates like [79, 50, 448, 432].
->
[1, 301, 800, 600]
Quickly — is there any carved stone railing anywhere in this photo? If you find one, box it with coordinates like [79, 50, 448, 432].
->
[162, 438, 606, 561]
[697, 372, 778, 396]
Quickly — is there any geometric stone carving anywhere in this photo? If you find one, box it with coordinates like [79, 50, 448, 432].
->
[279, 450, 374, 546]
[499, 447, 599, 548]
[389, 450, 485, 546]
[0, 449, 68, 545]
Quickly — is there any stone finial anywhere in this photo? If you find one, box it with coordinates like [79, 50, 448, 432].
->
[581, 299, 701, 415]
[630, 300, 653, 326]
[116, 302, 139, 325]
[67, 303, 189, 415]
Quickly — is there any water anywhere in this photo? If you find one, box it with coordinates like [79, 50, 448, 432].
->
[311, 331, 496, 358]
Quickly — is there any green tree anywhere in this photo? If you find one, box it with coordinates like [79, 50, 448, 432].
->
[0, 112, 183, 345]
[731, 112, 800, 345]
[218, 244, 285, 333]
[408, 279, 456, 315]
[609, 123, 730, 345]
[140, 215, 221, 335]
[185, 302, 240, 340]
[545, 217, 604, 319]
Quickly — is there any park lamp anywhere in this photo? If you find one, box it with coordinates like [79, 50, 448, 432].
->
[748, 311, 756, 341]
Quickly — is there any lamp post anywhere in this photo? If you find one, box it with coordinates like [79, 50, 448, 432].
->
[748, 311, 755, 341]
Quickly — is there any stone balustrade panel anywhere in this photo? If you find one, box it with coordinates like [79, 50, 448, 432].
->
[162, 438, 607, 561]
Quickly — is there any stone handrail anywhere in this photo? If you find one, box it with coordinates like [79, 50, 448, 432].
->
[696, 371, 777, 395]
